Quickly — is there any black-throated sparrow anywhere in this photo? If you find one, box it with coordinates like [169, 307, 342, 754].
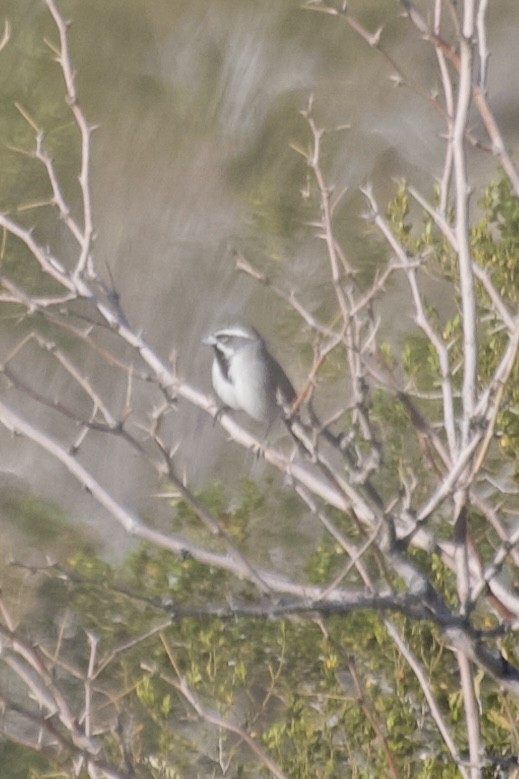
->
[202, 325, 296, 426]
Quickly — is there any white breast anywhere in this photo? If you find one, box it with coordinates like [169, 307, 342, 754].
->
[211, 359, 241, 410]
[227, 347, 274, 423]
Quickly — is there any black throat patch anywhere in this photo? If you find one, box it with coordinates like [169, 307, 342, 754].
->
[214, 346, 231, 381]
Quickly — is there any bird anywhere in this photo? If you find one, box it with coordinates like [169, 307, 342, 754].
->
[202, 325, 296, 427]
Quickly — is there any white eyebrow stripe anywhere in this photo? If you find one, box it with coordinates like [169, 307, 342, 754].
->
[215, 326, 254, 340]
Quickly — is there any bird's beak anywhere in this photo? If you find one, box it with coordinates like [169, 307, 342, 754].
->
[202, 335, 216, 346]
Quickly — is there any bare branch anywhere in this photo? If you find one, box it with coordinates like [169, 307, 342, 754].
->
[44, 0, 94, 277]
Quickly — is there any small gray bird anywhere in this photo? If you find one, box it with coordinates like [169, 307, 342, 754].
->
[202, 325, 296, 426]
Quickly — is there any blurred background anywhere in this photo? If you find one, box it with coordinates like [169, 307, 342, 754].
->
[0, 0, 518, 566]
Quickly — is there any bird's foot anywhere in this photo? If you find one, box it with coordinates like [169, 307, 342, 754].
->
[213, 404, 230, 426]
[252, 438, 268, 460]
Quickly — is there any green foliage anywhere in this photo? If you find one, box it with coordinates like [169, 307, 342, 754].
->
[369, 387, 433, 506]
[2, 472, 516, 779]
[3, 1, 519, 776]
[227, 94, 313, 257]
[385, 174, 519, 467]
[478, 174, 519, 300]
[173, 478, 268, 545]
[306, 539, 344, 584]
[0, 742, 52, 779]
[0, 487, 75, 544]
[473, 175, 519, 462]
[402, 332, 441, 390]
[0, 5, 83, 310]
[5, 155, 519, 779]
[381, 173, 519, 613]
[386, 182, 412, 242]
